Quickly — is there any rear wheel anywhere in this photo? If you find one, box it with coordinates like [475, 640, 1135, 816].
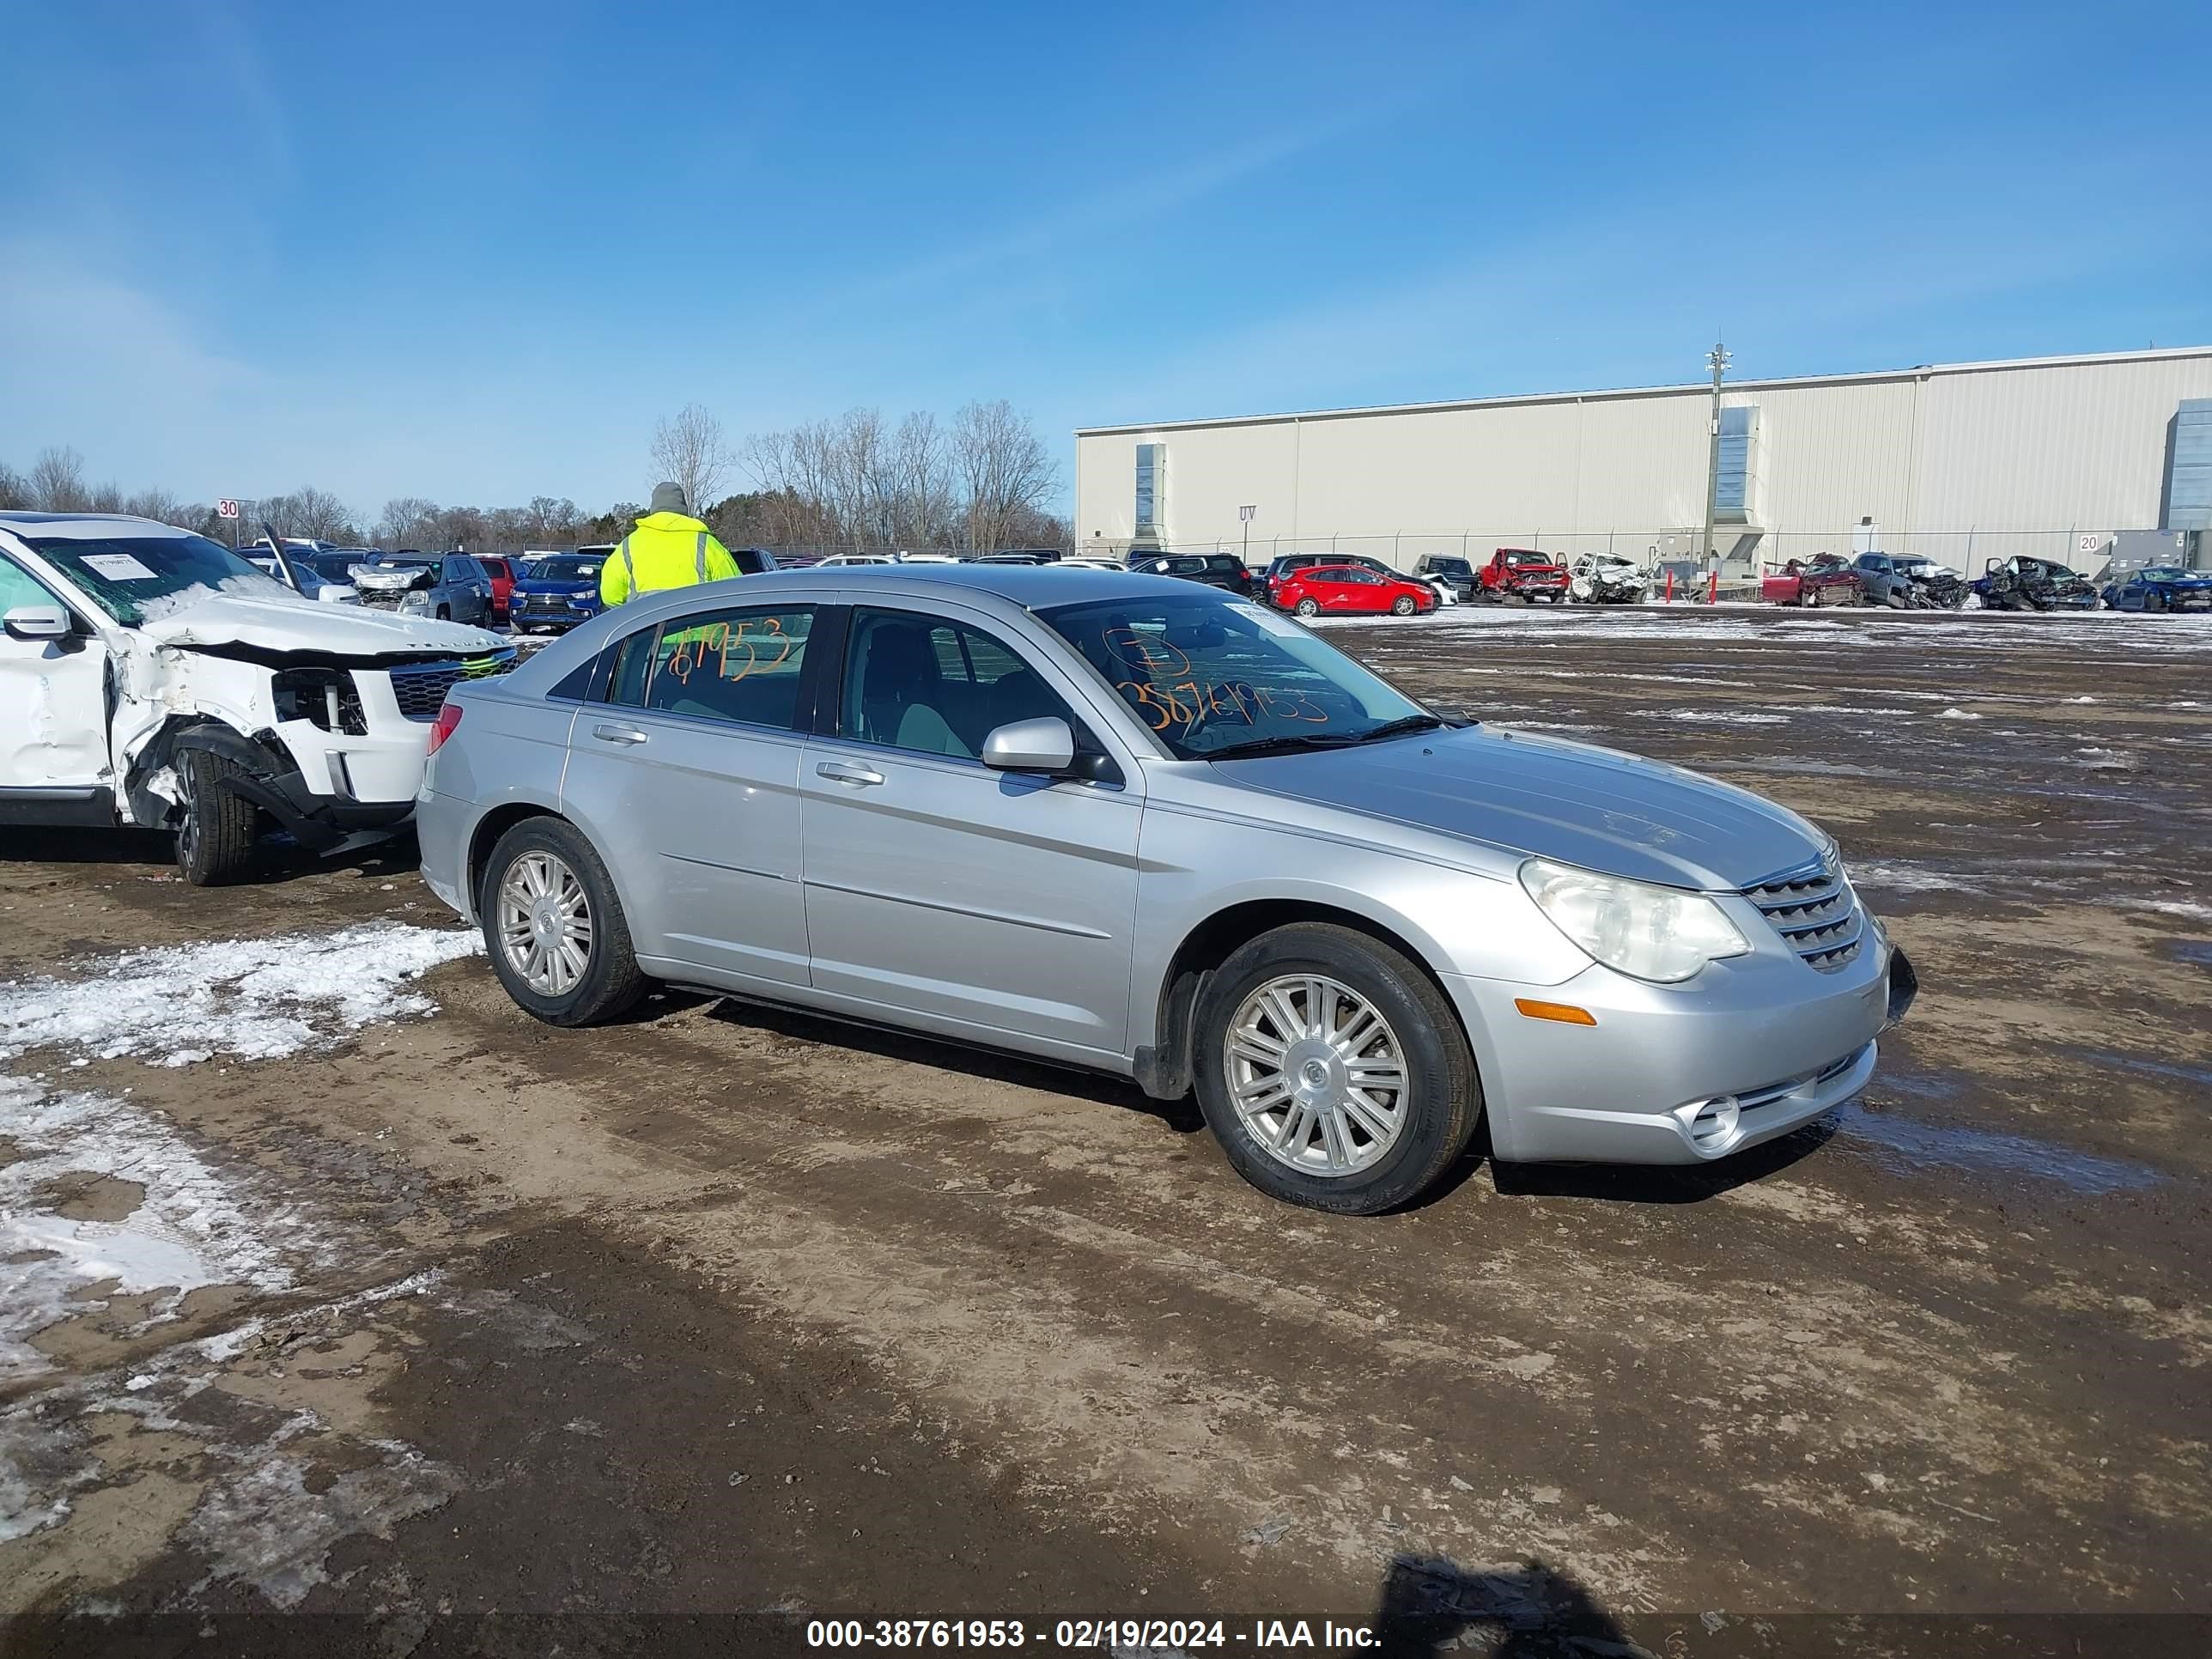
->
[1294, 597, 1321, 617]
[1193, 923, 1482, 1214]
[173, 747, 260, 886]
[481, 817, 647, 1026]
[436, 604, 451, 621]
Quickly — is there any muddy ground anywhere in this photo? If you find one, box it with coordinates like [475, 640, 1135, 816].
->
[2, 605, 2207, 1657]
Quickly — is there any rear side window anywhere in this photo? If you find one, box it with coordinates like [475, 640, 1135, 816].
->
[641, 605, 815, 731]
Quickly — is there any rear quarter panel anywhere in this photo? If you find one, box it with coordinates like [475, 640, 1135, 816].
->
[419, 684, 578, 919]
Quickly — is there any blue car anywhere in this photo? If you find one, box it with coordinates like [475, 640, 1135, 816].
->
[2101, 564, 2212, 614]
[509, 547, 613, 633]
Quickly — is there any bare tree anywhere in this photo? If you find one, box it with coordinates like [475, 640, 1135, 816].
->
[259, 486, 356, 542]
[123, 487, 191, 527]
[28, 446, 90, 512]
[378, 497, 441, 549]
[951, 400, 1060, 554]
[0, 460, 27, 510]
[649, 404, 731, 514]
[524, 495, 582, 545]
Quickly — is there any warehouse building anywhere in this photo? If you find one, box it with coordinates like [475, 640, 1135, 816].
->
[1073, 346, 2212, 576]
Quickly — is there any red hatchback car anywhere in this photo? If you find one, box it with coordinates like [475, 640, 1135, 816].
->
[1273, 563, 1438, 618]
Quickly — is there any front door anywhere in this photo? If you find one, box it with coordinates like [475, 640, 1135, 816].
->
[0, 554, 111, 819]
[558, 602, 818, 988]
[798, 605, 1141, 1060]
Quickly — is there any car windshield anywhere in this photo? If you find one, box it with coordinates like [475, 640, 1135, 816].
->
[1037, 592, 1435, 761]
[2137, 566, 2189, 581]
[25, 532, 291, 626]
[1430, 559, 1471, 574]
[534, 556, 604, 580]
[1503, 551, 1547, 565]
[370, 556, 440, 570]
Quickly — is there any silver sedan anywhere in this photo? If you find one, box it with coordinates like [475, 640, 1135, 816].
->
[416, 566, 1915, 1213]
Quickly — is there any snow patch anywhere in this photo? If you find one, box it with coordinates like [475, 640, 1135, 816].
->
[1850, 861, 1984, 896]
[0, 923, 481, 1067]
[1667, 710, 1789, 725]
[1936, 707, 1982, 720]
[0, 1077, 326, 1382]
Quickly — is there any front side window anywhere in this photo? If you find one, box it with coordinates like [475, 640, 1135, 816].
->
[0, 554, 61, 614]
[639, 605, 815, 730]
[842, 610, 1072, 761]
[1040, 591, 1433, 760]
[21, 532, 290, 625]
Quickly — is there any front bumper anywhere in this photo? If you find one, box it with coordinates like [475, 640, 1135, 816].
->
[1445, 935, 1916, 1165]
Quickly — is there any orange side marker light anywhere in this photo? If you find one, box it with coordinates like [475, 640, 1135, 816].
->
[1514, 999, 1596, 1026]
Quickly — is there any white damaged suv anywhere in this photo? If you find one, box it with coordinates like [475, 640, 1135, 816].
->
[0, 512, 514, 884]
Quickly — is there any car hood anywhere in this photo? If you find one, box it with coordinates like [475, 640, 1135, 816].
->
[514, 576, 597, 594]
[1215, 725, 1826, 891]
[140, 592, 504, 659]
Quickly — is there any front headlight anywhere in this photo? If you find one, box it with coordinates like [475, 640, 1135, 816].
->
[398, 591, 432, 614]
[1518, 857, 1751, 984]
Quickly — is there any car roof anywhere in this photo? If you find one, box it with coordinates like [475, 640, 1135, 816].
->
[0, 512, 195, 540]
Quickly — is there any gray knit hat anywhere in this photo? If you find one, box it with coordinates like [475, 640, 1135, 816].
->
[648, 481, 689, 514]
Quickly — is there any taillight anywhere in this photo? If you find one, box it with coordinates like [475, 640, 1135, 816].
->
[426, 702, 464, 755]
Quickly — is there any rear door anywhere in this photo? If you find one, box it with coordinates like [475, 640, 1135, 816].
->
[0, 553, 111, 819]
[558, 600, 821, 988]
[797, 603, 1141, 1059]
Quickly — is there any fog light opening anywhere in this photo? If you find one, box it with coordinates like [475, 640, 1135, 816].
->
[1685, 1096, 1741, 1154]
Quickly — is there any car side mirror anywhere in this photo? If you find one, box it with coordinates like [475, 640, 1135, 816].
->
[3, 605, 71, 641]
[981, 716, 1076, 775]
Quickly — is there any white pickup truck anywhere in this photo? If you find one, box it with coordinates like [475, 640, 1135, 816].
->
[0, 512, 513, 884]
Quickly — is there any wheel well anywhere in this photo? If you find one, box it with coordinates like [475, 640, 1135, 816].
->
[467, 804, 566, 908]
[1135, 899, 1465, 1101]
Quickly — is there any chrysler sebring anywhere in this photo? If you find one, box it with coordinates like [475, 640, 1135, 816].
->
[416, 565, 1915, 1213]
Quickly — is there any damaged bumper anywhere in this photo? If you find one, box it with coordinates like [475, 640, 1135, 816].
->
[169, 725, 415, 852]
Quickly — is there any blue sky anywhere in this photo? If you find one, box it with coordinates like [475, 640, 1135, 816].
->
[3, 0, 2208, 516]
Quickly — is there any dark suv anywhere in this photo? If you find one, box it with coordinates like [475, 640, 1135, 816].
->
[1127, 551, 1258, 598]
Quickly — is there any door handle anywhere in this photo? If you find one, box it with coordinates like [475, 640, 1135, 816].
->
[816, 760, 884, 787]
[592, 722, 649, 745]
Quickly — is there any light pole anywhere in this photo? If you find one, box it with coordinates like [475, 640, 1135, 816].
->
[1239, 503, 1257, 570]
[1699, 339, 1730, 583]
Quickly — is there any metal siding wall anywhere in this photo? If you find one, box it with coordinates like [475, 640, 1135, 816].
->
[1917, 359, 2212, 530]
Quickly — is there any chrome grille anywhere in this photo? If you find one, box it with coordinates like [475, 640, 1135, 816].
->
[386, 649, 518, 721]
[1743, 854, 1864, 975]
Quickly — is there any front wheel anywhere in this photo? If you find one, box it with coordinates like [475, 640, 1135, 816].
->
[173, 747, 261, 886]
[1193, 923, 1483, 1214]
[1390, 595, 1417, 616]
[1294, 597, 1321, 617]
[481, 817, 648, 1026]
[436, 605, 451, 620]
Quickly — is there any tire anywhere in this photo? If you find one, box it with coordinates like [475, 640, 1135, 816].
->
[1885, 589, 1906, 609]
[1294, 598, 1321, 617]
[479, 817, 648, 1027]
[436, 605, 451, 621]
[173, 746, 261, 887]
[2147, 592, 2166, 614]
[1390, 595, 1416, 616]
[1192, 923, 1483, 1215]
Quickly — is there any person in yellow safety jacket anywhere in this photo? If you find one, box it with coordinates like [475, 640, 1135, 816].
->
[599, 482, 742, 606]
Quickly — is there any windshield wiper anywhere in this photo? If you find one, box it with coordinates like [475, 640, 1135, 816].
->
[1200, 732, 1365, 761]
[1346, 714, 1449, 744]
[1203, 714, 1445, 762]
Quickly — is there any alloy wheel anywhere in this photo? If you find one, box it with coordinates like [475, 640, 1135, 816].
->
[497, 850, 594, 996]
[1224, 974, 1409, 1177]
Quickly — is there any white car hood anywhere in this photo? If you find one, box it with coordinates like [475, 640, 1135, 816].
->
[140, 592, 502, 658]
